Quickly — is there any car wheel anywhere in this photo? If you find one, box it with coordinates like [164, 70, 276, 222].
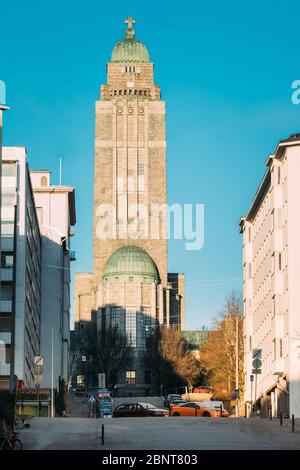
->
[202, 411, 211, 417]
[173, 412, 180, 417]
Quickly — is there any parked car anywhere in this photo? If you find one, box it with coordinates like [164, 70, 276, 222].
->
[168, 397, 187, 408]
[170, 401, 228, 418]
[138, 403, 169, 417]
[163, 394, 181, 408]
[113, 402, 168, 418]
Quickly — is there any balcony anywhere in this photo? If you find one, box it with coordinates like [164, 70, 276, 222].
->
[0, 363, 10, 376]
[0, 301, 12, 313]
[1, 267, 13, 282]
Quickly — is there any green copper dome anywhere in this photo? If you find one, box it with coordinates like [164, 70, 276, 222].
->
[102, 246, 160, 284]
[111, 16, 150, 63]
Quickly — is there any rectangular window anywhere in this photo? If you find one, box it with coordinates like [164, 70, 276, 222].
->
[1, 253, 13, 268]
[2, 163, 16, 177]
[126, 308, 137, 347]
[271, 209, 275, 231]
[1, 221, 14, 236]
[126, 370, 136, 386]
[111, 307, 122, 328]
[0, 286, 13, 301]
[138, 163, 144, 175]
[278, 167, 281, 185]
[272, 295, 276, 318]
[279, 338, 283, 358]
[273, 338, 276, 361]
[76, 375, 85, 386]
[272, 252, 275, 273]
[2, 189, 16, 206]
[278, 253, 282, 271]
[140, 307, 152, 347]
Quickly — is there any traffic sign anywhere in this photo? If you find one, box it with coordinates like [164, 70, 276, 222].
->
[252, 349, 262, 360]
[34, 356, 44, 366]
[252, 369, 261, 374]
[252, 358, 262, 369]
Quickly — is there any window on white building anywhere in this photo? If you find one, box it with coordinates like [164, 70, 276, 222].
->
[278, 252, 282, 271]
[272, 338, 276, 361]
[2, 162, 16, 177]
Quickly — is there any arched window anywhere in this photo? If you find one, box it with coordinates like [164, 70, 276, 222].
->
[41, 176, 47, 186]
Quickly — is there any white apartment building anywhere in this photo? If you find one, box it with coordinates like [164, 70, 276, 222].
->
[0, 147, 41, 389]
[0, 147, 76, 391]
[30, 171, 76, 388]
[240, 133, 300, 419]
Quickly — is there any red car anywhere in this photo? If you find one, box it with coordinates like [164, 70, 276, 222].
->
[113, 402, 168, 417]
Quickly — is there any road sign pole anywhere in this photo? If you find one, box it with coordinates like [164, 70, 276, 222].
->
[250, 375, 253, 417]
[254, 373, 257, 415]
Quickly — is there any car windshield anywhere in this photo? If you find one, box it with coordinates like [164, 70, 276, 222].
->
[139, 403, 157, 409]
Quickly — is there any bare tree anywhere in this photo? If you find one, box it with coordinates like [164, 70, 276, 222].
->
[78, 319, 133, 387]
[142, 326, 200, 391]
[200, 291, 244, 399]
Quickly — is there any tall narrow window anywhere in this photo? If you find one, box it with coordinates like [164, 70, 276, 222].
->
[126, 308, 137, 347]
[278, 253, 282, 271]
[278, 166, 281, 184]
[272, 295, 276, 318]
[279, 338, 283, 358]
[273, 338, 276, 361]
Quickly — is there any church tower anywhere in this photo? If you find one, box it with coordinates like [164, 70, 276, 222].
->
[75, 18, 184, 389]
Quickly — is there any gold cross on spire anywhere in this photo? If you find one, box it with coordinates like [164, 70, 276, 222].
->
[125, 16, 136, 39]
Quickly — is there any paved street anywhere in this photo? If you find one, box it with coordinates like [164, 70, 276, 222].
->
[19, 396, 300, 450]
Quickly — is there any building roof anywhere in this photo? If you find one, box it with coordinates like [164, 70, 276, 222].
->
[102, 245, 160, 284]
[240, 133, 300, 230]
[111, 17, 149, 63]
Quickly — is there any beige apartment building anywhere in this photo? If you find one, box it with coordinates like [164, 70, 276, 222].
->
[240, 133, 300, 419]
[74, 17, 184, 390]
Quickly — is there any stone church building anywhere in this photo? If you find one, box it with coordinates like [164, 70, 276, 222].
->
[74, 17, 184, 390]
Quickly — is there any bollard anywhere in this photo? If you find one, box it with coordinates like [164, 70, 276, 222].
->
[101, 423, 104, 445]
[269, 409, 272, 421]
[280, 411, 283, 426]
[292, 414, 295, 433]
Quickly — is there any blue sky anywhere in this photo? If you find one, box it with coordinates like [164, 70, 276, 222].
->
[1, 0, 300, 329]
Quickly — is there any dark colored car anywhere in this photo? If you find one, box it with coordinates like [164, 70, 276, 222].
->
[163, 394, 181, 408]
[113, 402, 168, 418]
[168, 397, 187, 409]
